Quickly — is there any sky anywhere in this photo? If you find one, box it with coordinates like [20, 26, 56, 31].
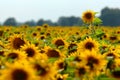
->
[0, 0, 120, 23]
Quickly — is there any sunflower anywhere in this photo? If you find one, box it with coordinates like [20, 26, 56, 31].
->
[20, 43, 40, 60]
[8, 34, 26, 49]
[0, 29, 4, 37]
[80, 50, 107, 76]
[82, 10, 95, 24]
[31, 60, 57, 80]
[54, 58, 67, 71]
[31, 31, 39, 38]
[108, 35, 120, 43]
[107, 69, 120, 80]
[55, 74, 68, 80]
[78, 37, 99, 52]
[103, 51, 120, 60]
[0, 62, 36, 80]
[39, 35, 46, 40]
[75, 63, 89, 79]
[52, 37, 68, 49]
[42, 24, 49, 28]
[5, 50, 27, 63]
[35, 26, 41, 31]
[44, 46, 65, 59]
[0, 51, 5, 57]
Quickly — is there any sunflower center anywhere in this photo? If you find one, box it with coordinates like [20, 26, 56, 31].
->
[57, 77, 63, 80]
[32, 33, 37, 36]
[85, 12, 93, 19]
[12, 69, 28, 80]
[102, 46, 107, 50]
[0, 51, 4, 56]
[37, 27, 41, 31]
[40, 36, 45, 40]
[8, 53, 18, 59]
[0, 30, 4, 36]
[107, 53, 115, 58]
[78, 67, 86, 75]
[25, 48, 35, 57]
[85, 42, 94, 50]
[34, 64, 47, 76]
[110, 36, 117, 40]
[46, 49, 60, 58]
[13, 38, 25, 49]
[112, 70, 120, 78]
[103, 35, 107, 38]
[55, 39, 65, 48]
[58, 62, 65, 69]
[87, 56, 99, 69]
[74, 56, 81, 62]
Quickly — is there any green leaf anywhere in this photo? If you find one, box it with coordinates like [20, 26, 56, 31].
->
[48, 58, 58, 63]
[66, 77, 74, 80]
[95, 29, 105, 38]
[93, 18, 102, 26]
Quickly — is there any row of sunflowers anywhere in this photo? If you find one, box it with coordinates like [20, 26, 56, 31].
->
[0, 10, 120, 80]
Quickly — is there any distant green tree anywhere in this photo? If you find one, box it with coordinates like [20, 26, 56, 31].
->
[57, 16, 82, 26]
[3, 17, 17, 26]
[24, 20, 36, 26]
[44, 20, 55, 26]
[100, 7, 120, 26]
[36, 19, 44, 26]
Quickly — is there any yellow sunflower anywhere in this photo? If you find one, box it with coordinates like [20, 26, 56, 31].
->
[82, 10, 95, 24]
[31, 60, 57, 80]
[7, 34, 26, 49]
[80, 50, 107, 76]
[75, 63, 89, 79]
[42, 23, 49, 28]
[78, 37, 99, 52]
[107, 69, 120, 80]
[43, 46, 65, 59]
[54, 58, 67, 71]
[103, 51, 120, 60]
[52, 37, 68, 50]
[31, 31, 40, 38]
[5, 50, 27, 63]
[0, 62, 36, 80]
[55, 74, 68, 80]
[20, 43, 40, 60]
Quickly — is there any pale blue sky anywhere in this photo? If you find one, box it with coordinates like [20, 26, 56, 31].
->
[0, 0, 120, 22]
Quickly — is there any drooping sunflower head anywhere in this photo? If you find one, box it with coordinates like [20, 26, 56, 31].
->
[82, 10, 95, 24]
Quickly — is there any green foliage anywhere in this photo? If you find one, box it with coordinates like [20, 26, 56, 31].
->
[93, 18, 102, 26]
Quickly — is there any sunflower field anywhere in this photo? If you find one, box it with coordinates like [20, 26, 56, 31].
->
[0, 10, 120, 80]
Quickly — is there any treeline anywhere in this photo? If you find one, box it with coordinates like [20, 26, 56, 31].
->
[1, 7, 120, 27]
